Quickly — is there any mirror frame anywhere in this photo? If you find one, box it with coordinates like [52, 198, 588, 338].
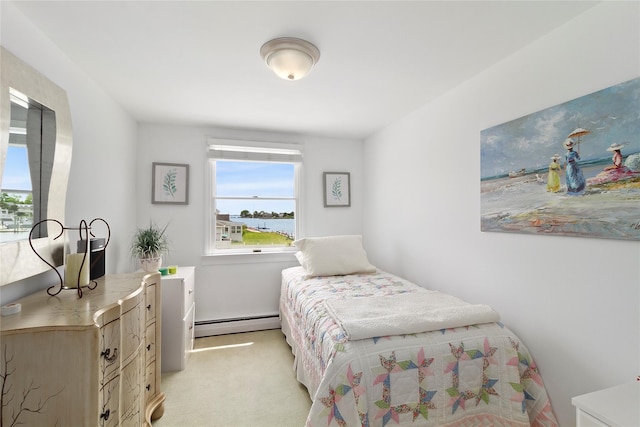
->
[0, 46, 73, 286]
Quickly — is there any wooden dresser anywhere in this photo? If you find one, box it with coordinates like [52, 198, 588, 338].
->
[0, 272, 165, 426]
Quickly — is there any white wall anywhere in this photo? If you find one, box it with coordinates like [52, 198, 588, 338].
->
[363, 3, 640, 426]
[136, 124, 364, 322]
[0, 3, 138, 303]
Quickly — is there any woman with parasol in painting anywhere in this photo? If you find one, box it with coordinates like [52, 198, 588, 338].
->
[563, 137, 586, 195]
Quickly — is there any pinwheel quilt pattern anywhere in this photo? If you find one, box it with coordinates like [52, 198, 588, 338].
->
[280, 267, 557, 427]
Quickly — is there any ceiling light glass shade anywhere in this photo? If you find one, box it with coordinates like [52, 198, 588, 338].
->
[260, 37, 320, 81]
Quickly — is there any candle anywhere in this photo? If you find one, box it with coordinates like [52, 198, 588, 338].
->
[64, 253, 90, 288]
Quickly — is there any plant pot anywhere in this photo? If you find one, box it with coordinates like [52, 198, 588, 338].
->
[140, 257, 162, 273]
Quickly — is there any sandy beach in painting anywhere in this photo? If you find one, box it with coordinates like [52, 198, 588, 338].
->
[481, 163, 640, 240]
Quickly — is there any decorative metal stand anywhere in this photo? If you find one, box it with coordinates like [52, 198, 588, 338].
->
[29, 218, 111, 298]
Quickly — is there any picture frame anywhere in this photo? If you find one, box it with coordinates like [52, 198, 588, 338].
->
[480, 77, 640, 241]
[152, 162, 189, 205]
[323, 172, 351, 207]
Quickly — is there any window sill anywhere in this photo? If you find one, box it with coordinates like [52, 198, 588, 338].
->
[201, 249, 298, 266]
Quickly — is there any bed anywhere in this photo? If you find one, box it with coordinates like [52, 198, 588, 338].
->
[280, 235, 558, 427]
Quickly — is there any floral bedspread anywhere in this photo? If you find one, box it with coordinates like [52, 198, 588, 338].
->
[280, 267, 558, 427]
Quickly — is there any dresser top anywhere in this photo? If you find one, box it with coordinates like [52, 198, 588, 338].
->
[572, 382, 640, 426]
[160, 265, 194, 282]
[1, 272, 153, 333]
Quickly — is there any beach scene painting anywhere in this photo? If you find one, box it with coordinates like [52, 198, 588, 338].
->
[481, 77, 640, 241]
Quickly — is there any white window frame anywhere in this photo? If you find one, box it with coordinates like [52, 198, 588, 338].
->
[205, 138, 302, 256]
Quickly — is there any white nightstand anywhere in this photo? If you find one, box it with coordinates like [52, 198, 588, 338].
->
[572, 382, 639, 427]
[160, 266, 195, 372]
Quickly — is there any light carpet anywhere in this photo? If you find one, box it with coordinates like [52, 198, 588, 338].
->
[152, 329, 311, 427]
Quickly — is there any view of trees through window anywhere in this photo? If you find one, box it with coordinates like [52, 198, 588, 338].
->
[1, 143, 33, 243]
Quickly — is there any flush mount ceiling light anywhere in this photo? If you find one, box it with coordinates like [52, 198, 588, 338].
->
[260, 37, 320, 81]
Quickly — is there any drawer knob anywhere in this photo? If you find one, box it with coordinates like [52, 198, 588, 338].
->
[100, 409, 110, 420]
[188, 289, 193, 294]
[146, 384, 151, 391]
[147, 344, 151, 351]
[146, 304, 152, 311]
[101, 347, 118, 362]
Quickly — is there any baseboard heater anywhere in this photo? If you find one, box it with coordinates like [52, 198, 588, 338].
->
[195, 314, 281, 337]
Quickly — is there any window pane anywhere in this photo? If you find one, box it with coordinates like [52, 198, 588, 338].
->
[215, 199, 295, 248]
[1, 145, 33, 243]
[216, 160, 294, 197]
[2, 145, 32, 191]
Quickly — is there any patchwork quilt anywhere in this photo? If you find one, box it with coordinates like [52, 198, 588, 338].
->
[280, 266, 558, 427]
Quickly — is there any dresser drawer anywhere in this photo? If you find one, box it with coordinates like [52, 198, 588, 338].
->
[99, 374, 120, 427]
[577, 409, 609, 427]
[183, 275, 195, 316]
[145, 360, 157, 402]
[145, 283, 157, 324]
[145, 321, 157, 362]
[99, 317, 121, 384]
[121, 289, 144, 362]
[183, 303, 195, 366]
[121, 303, 143, 362]
[120, 352, 143, 418]
[162, 266, 195, 318]
[120, 404, 143, 427]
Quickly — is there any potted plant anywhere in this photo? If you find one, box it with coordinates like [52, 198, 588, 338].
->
[131, 222, 169, 272]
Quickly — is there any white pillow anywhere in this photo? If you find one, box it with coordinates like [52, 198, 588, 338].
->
[293, 235, 376, 277]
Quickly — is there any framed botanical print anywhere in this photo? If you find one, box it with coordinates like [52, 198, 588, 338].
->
[152, 162, 189, 205]
[323, 172, 350, 207]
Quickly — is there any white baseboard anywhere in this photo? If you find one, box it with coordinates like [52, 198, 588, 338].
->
[195, 315, 281, 337]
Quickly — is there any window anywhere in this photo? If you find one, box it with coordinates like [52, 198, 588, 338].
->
[0, 91, 42, 243]
[206, 140, 302, 254]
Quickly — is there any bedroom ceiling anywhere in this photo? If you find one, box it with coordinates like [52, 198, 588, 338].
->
[9, 1, 599, 140]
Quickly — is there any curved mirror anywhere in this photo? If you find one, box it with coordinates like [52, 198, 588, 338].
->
[0, 46, 72, 286]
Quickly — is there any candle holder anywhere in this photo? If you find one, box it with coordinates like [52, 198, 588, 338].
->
[29, 218, 110, 298]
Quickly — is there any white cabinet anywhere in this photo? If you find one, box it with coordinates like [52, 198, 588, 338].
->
[161, 266, 195, 372]
[572, 383, 639, 427]
[0, 272, 164, 426]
